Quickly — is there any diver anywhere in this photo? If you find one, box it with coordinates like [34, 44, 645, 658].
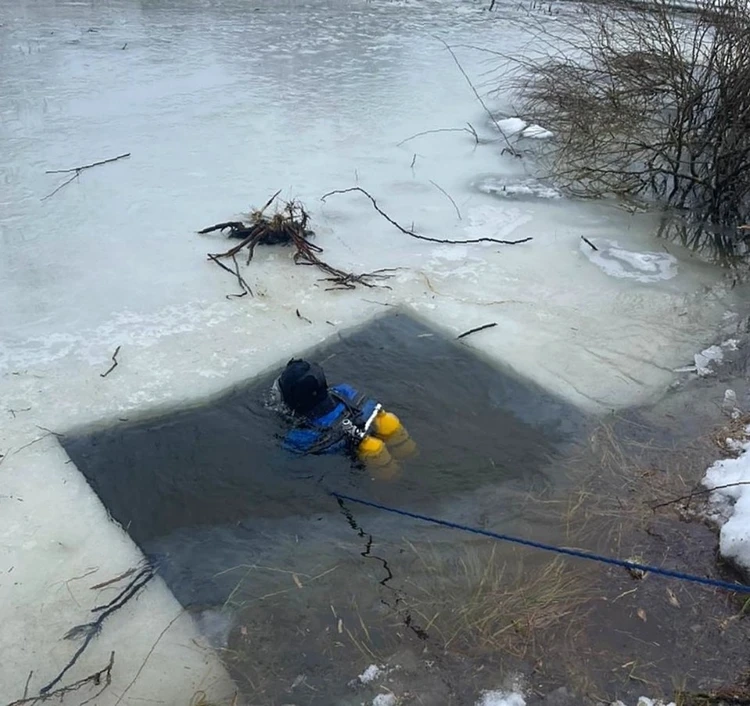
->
[272, 358, 416, 477]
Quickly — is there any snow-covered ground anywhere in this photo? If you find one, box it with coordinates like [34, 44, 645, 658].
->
[0, 0, 747, 703]
[704, 428, 750, 575]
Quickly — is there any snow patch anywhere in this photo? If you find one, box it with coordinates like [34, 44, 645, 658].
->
[495, 117, 553, 139]
[373, 695, 397, 706]
[677, 339, 740, 376]
[477, 690, 526, 706]
[695, 345, 724, 376]
[612, 699, 676, 706]
[520, 124, 554, 139]
[359, 664, 383, 684]
[580, 238, 678, 283]
[636, 697, 676, 706]
[703, 432, 750, 573]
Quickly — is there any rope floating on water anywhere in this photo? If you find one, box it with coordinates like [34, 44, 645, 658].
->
[331, 492, 750, 594]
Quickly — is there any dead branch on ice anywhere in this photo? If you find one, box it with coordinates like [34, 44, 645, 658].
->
[200, 192, 396, 291]
[320, 186, 532, 245]
[42, 152, 131, 200]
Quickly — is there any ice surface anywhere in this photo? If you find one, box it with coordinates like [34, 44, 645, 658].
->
[703, 432, 750, 573]
[0, 0, 745, 702]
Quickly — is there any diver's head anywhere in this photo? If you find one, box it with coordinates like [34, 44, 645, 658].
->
[278, 358, 333, 416]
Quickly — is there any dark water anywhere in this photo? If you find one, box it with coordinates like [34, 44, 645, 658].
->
[62, 311, 587, 609]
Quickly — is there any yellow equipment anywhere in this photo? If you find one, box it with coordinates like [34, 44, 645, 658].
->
[371, 410, 417, 460]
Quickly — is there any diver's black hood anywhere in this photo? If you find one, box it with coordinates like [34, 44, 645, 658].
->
[278, 358, 334, 417]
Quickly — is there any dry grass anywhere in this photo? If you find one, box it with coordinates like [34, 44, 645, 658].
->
[207, 412, 745, 702]
[516, 417, 720, 551]
[399, 541, 590, 660]
[711, 412, 750, 457]
[189, 691, 238, 706]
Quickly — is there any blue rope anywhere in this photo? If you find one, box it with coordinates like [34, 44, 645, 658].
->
[331, 491, 750, 594]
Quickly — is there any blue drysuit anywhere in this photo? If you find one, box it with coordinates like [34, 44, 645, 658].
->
[282, 383, 379, 455]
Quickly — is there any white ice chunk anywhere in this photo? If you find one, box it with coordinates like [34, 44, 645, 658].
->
[704, 436, 750, 573]
[359, 664, 383, 683]
[580, 238, 678, 282]
[477, 691, 526, 706]
[695, 345, 724, 376]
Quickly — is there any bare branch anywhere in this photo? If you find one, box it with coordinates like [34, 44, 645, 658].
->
[457, 322, 498, 339]
[429, 180, 462, 220]
[42, 153, 130, 201]
[321, 187, 532, 245]
[99, 346, 121, 378]
[7, 653, 115, 706]
[434, 37, 521, 157]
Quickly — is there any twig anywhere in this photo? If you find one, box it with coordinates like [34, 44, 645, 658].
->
[8, 407, 31, 418]
[207, 254, 252, 298]
[652, 481, 750, 510]
[22, 672, 33, 700]
[457, 322, 498, 339]
[113, 611, 184, 706]
[410, 153, 417, 169]
[434, 37, 521, 157]
[429, 180, 462, 220]
[321, 187, 532, 245]
[362, 299, 394, 307]
[39, 566, 154, 694]
[296, 309, 312, 324]
[42, 153, 130, 200]
[258, 188, 282, 216]
[99, 346, 121, 378]
[45, 153, 131, 175]
[231, 253, 253, 296]
[397, 127, 478, 147]
[9, 653, 114, 706]
[90, 566, 137, 591]
[41, 173, 79, 201]
[198, 221, 245, 235]
[35, 426, 64, 438]
[581, 236, 598, 251]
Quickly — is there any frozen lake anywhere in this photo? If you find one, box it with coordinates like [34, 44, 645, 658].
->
[0, 0, 745, 703]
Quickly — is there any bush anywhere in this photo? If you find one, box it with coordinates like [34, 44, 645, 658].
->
[517, 0, 750, 260]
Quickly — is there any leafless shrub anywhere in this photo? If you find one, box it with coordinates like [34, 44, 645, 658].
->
[516, 0, 750, 260]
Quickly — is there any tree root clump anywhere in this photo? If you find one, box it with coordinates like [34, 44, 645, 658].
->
[199, 191, 395, 291]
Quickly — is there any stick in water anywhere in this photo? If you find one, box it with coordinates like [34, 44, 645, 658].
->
[581, 236, 598, 251]
[457, 322, 498, 340]
[100, 346, 121, 378]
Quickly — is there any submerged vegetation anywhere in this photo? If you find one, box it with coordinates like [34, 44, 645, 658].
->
[515, 0, 750, 261]
[209, 405, 750, 705]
